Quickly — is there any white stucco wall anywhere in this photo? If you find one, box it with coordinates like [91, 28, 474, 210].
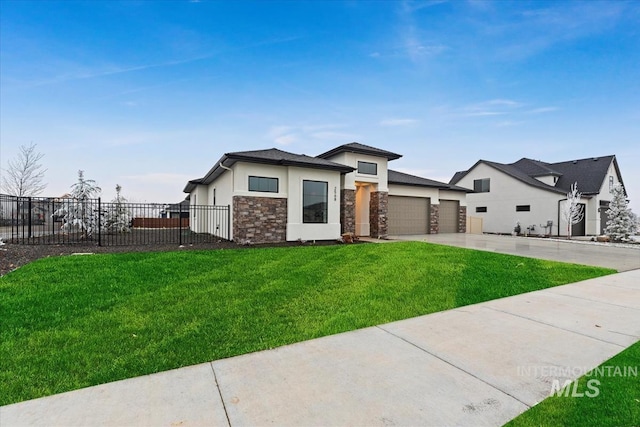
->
[455, 163, 564, 235]
[388, 184, 439, 201]
[286, 166, 342, 241]
[323, 152, 390, 192]
[592, 159, 623, 235]
[189, 185, 209, 233]
[534, 175, 557, 186]
[232, 163, 289, 197]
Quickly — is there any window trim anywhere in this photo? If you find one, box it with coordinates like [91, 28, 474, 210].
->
[302, 180, 328, 224]
[473, 178, 490, 193]
[248, 176, 279, 193]
[516, 205, 531, 212]
[357, 161, 378, 176]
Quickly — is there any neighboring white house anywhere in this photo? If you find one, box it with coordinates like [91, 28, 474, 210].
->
[184, 142, 469, 243]
[450, 155, 626, 236]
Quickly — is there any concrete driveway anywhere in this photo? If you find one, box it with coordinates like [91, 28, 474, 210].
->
[390, 233, 640, 272]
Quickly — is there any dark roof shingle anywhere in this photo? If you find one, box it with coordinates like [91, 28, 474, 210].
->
[388, 169, 470, 192]
[317, 142, 402, 161]
[450, 155, 620, 196]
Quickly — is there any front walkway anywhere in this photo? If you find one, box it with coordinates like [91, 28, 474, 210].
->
[390, 233, 640, 272]
[3, 270, 639, 426]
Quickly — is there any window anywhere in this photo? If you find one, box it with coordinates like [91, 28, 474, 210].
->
[516, 205, 531, 212]
[213, 188, 216, 205]
[192, 195, 196, 218]
[476, 206, 487, 213]
[473, 178, 490, 193]
[303, 180, 328, 223]
[249, 176, 278, 193]
[357, 161, 377, 175]
[609, 176, 614, 191]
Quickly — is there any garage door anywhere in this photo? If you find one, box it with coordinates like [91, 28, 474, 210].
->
[388, 196, 430, 235]
[439, 200, 459, 233]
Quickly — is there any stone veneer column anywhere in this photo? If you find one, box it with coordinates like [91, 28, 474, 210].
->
[430, 204, 440, 234]
[458, 206, 467, 233]
[233, 195, 287, 243]
[340, 189, 356, 235]
[369, 191, 388, 238]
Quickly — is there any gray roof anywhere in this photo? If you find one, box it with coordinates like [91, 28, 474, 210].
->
[450, 155, 621, 196]
[317, 142, 402, 161]
[388, 169, 471, 192]
[166, 199, 190, 212]
[184, 148, 355, 193]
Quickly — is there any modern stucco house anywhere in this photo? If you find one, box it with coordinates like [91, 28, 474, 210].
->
[184, 143, 469, 243]
[450, 155, 626, 236]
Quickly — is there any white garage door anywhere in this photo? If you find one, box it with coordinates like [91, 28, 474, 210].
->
[388, 196, 430, 235]
[439, 200, 459, 233]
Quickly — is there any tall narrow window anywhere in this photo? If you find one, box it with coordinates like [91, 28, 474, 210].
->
[473, 178, 490, 193]
[609, 176, 614, 191]
[249, 176, 278, 193]
[357, 161, 377, 175]
[303, 180, 328, 223]
[213, 188, 216, 205]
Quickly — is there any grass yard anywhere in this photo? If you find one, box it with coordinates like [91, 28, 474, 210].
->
[507, 340, 640, 427]
[0, 241, 613, 406]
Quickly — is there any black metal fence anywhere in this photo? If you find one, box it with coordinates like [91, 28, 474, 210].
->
[0, 194, 230, 246]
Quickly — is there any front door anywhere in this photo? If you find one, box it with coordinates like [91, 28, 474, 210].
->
[355, 184, 370, 236]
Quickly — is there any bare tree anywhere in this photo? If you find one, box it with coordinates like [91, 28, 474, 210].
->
[2, 143, 47, 196]
[561, 182, 584, 239]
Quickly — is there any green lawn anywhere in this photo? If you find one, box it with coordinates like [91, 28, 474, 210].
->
[0, 242, 613, 406]
[506, 340, 640, 427]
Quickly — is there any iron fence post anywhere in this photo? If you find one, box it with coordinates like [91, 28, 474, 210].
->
[227, 204, 231, 240]
[27, 197, 32, 241]
[179, 202, 183, 246]
[98, 198, 102, 246]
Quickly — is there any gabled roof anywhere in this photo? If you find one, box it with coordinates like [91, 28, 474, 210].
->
[511, 158, 561, 177]
[317, 142, 402, 161]
[550, 156, 620, 195]
[184, 148, 355, 193]
[450, 155, 621, 196]
[388, 169, 471, 192]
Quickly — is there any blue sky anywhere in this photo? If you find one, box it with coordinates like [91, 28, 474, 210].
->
[1, 0, 639, 211]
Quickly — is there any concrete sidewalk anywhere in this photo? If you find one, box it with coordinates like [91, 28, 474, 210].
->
[2, 270, 639, 426]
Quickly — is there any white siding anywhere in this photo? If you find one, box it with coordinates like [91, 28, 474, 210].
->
[456, 163, 563, 235]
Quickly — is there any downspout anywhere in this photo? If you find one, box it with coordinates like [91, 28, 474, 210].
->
[219, 161, 234, 241]
[557, 198, 567, 238]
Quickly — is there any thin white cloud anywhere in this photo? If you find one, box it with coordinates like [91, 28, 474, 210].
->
[380, 118, 419, 126]
[526, 107, 558, 114]
[310, 131, 359, 140]
[396, 1, 449, 62]
[267, 123, 357, 145]
[267, 126, 298, 146]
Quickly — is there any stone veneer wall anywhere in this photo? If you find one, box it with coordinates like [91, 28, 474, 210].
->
[340, 189, 356, 235]
[458, 206, 467, 233]
[233, 195, 287, 243]
[369, 191, 388, 238]
[430, 204, 440, 234]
